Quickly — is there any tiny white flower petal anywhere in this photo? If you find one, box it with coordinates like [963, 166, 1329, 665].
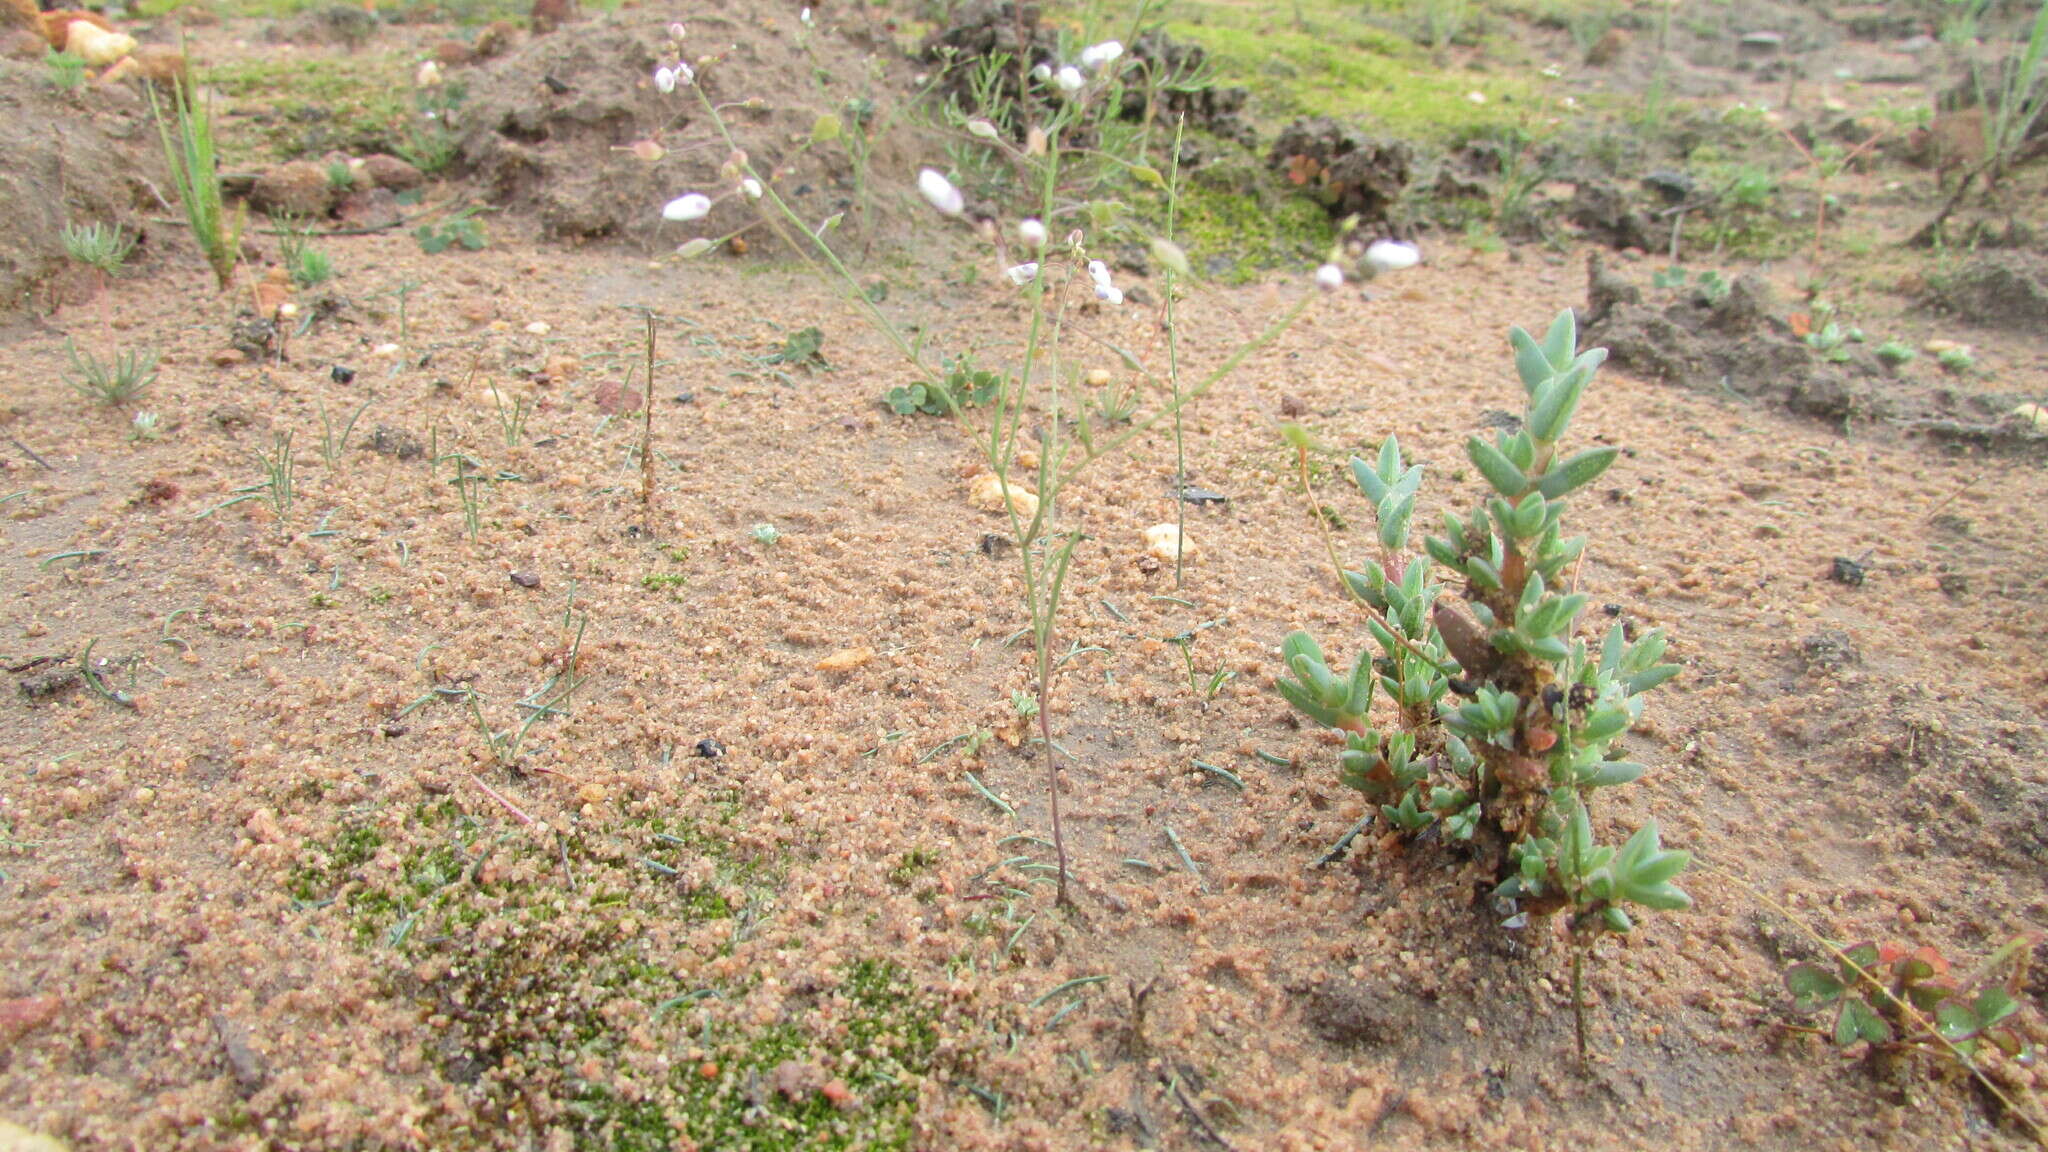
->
[740, 177, 763, 199]
[800, 6, 813, 25]
[1005, 262, 1039, 286]
[1315, 263, 1344, 291]
[677, 62, 695, 85]
[1030, 63, 1052, 81]
[917, 168, 964, 216]
[1079, 40, 1123, 69]
[669, 22, 687, 40]
[1095, 284, 1124, 305]
[654, 66, 676, 93]
[415, 61, 442, 87]
[663, 193, 713, 222]
[1466, 89, 1487, 104]
[1087, 259, 1113, 289]
[1365, 239, 1421, 273]
[1018, 218, 1047, 247]
[1055, 65, 1084, 93]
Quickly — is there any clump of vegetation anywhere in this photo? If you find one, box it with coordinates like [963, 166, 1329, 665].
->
[62, 340, 158, 406]
[61, 223, 138, 277]
[415, 215, 488, 254]
[151, 81, 245, 292]
[1276, 311, 1689, 1054]
[1784, 937, 2036, 1065]
[44, 49, 85, 92]
[884, 356, 1001, 416]
[276, 216, 336, 287]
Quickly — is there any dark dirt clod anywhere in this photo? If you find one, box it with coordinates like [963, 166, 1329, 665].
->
[1302, 979, 1400, 1048]
[1829, 556, 1867, 586]
[1567, 180, 1657, 252]
[1799, 630, 1861, 672]
[1268, 118, 1413, 226]
[509, 570, 540, 588]
[16, 665, 80, 702]
[695, 738, 725, 758]
[367, 425, 425, 460]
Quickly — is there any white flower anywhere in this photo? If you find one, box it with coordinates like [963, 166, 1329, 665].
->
[1005, 262, 1039, 286]
[678, 62, 696, 85]
[1364, 239, 1421, 274]
[1055, 65, 1085, 93]
[663, 193, 713, 221]
[1315, 263, 1344, 291]
[800, 6, 813, 25]
[917, 168, 964, 215]
[740, 177, 763, 199]
[1088, 259, 1122, 304]
[654, 66, 677, 93]
[1465, 89, 1487, 104]
[1540, 62, 1563, 79]
[1079, 40, 1123, 68]
[1018, 218, 1047, 247]
[1030, 63, 1052, 82]
[415, 61, 442, 87]
[668, 21, 686, 40]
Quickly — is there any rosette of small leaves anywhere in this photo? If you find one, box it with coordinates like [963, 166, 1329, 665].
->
[884, 357, 1002, 417]
[1784, 942, 2031, 1062]
[1276, 310, 1689, 936]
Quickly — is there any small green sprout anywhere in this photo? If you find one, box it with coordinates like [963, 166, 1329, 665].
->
[62, 222, 137, 276]
[1874, 340, 1917, 367]
[748, 522, 781, 547]
[62, 341, 158, 406]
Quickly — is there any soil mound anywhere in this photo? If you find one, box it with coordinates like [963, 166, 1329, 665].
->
[456, 9, 892, 244]
[1923, 252, 2048, 333]
[1267, 117, 1413, 227]
[1585, 254, 2045, 449]
[0, 62, 157, 312]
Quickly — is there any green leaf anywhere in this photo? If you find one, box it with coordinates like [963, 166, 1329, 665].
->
[812, 113, 844, 142]
[1785, 963, 1846, 1012]
[1602, 906, 1633, 933]
[1541, 309, 1577, 368]
[1128, 164, 1165, 188]
[1536, 446, 1620, 498]
[1584, 760, 1644, 787]
[1509, 325, 1551, 393]
[1467, 436, 1528, 499]
[1610, 821, 1692, 910]
[1351, 455, 1389, 504]
[1936, 1000, 1982, 1043]
[1834, 998, 1891, 1047]
[1974, 988, 2019, 1028]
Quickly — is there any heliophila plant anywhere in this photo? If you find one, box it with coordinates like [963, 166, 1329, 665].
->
[1276, 311, 1689, 1055]
[62, 223, 137, 277]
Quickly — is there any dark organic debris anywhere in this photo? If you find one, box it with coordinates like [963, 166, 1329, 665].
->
[695, 738, 725, 758]
[1829, 556, 1867, 587]
[1268, 118, 1413, 226]
[1177, 486, 1228, 506]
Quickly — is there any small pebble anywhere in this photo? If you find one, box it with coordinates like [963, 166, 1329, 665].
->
[524, 321, 552, 335]
[509, 570, 540, 588]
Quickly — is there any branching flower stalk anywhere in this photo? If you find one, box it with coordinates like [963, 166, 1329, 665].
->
[675, 70, 1310, 909]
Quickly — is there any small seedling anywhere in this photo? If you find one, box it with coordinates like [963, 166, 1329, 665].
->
[325, 161, 356, 192]
[416, 216, 488, 254]
[318, 398, 372, 466]
[1936, 345, 1976, 373]
[1784, 937, 2036, 1066]
[200, 432, 297, 524]
[885, 356, 1001, 416]
[62, 223, 137, 277]
[489, 383, 532, 446]
[1875, 340, 1917, 367]
[748, 522, 781, 547]
[151, 80, 244, 292]
[45, 50, 85, 92]
[62, 340, 158, 405]
[763, 327, 828, 371]
[129, 411, 163, 442]
[1805, 322, 1853, 363]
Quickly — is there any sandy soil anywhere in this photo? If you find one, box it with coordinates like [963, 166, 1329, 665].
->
[3, 7, 2047, 1152]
